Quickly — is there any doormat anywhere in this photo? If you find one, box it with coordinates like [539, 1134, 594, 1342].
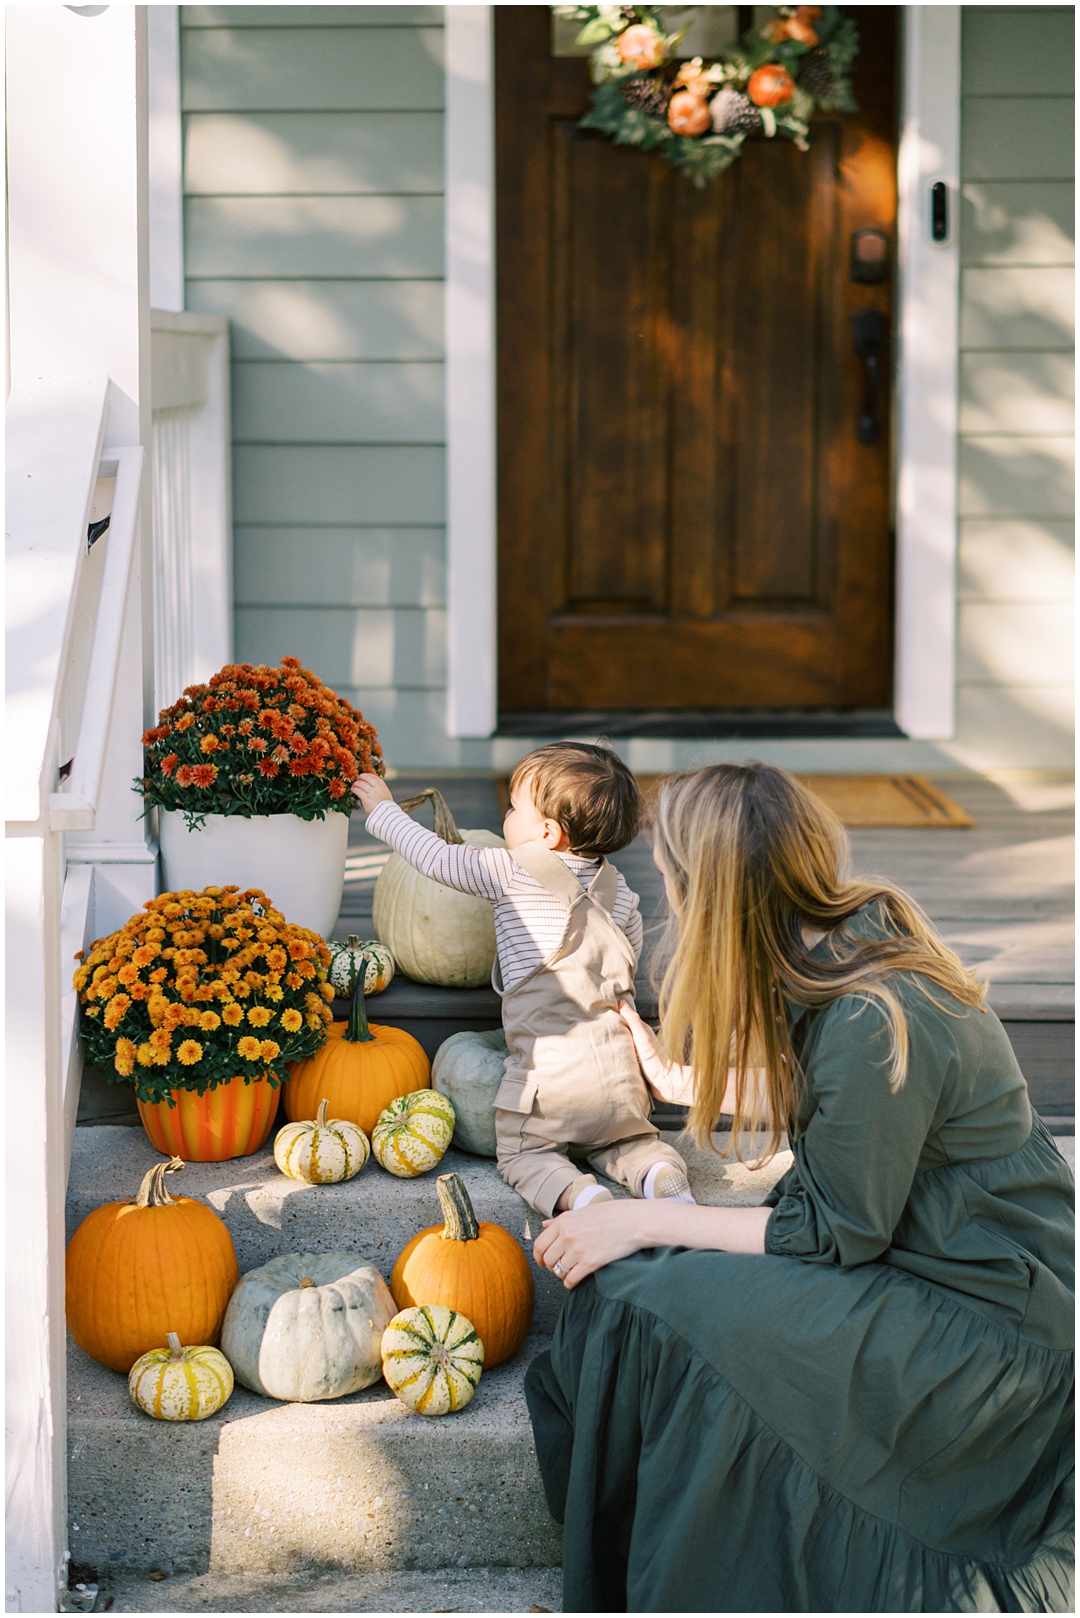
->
[496, 773, 974, 829]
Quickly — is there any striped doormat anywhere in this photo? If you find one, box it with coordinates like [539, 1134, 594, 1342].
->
[498, 773, 974, 828]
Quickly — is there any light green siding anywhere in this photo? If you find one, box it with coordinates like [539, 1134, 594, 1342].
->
[957, 7, 1074, 768]
[181, 4, 449, 766]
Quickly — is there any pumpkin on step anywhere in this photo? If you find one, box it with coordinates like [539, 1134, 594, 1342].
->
[372, 789, 505, 988]
[284, 967, 429, 1135]
[381, 1304, 484, 1416]
[390, 1173, 534, 1366]
[327, 935, 394, 998]
[220, 1251, 396, 1402]
[66, 1157, 239, 1374]
[274, 1098, 370, 1184]
[372, 1089, 455, 1178]
[128, 1332, 234, 1422]
[432, 1028, 508, 1157]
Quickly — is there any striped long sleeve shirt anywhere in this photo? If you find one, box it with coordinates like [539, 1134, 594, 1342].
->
[365, 800, 643, 992]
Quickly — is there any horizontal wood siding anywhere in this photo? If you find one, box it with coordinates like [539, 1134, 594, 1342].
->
[182, 4, 450, 764]
[957, 7, 1074, 767]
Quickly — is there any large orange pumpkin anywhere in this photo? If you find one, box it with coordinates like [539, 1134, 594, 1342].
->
[66, 1157, 238, 1374]
[138, 1072, 279, 1161]
[284, 968, 429, 1135]
[390, 1173, 534, 1368]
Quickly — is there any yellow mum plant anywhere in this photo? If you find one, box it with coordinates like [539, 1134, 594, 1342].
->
[74, 887, 335, 1107]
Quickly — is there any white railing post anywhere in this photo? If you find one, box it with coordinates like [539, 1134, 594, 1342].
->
[5, 6, 152, 1607]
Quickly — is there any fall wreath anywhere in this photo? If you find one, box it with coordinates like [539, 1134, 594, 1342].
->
[554, 4, 860, 184]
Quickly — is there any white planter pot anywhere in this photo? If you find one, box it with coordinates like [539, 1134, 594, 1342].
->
[159, 810, 350, 939]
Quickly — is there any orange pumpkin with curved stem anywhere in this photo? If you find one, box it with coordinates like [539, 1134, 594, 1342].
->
[390, 1173, 534, 1367]
[284, 968, 429, 1135]
[66, 1157, 238, 1373]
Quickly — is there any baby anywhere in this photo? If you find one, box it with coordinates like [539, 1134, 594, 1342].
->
[353, 742, 693, 1217]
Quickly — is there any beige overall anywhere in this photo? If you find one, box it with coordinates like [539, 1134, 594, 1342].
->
[492, 841, 687, 1217]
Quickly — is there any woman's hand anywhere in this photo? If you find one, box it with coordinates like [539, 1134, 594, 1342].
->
[534, 1197, 775, 1287]
[352, 773, 394, 813]
[618, 1000, 695, 1106]
[534, 1200, 654, 1289]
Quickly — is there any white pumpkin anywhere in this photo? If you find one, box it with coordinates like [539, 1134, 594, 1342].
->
[128, 1332, 234, 1422]
[431, 1029, 508, 1158]
[381, 1304, 484, 1416]
[274, 1098, 370, 1184]
[220, 1251, 396, 1402]
[372, 1089, 456, 1178]
[327, 936, 394, 997]
[372, 789, 504, 988]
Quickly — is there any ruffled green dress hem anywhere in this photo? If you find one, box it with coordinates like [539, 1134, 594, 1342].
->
[525, 1255, 1074, 1614]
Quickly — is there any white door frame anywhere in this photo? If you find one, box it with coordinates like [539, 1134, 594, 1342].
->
[442, 6, 964, 741]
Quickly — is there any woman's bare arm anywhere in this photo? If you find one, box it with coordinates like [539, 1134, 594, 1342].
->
[533, 1198, 771, 1289]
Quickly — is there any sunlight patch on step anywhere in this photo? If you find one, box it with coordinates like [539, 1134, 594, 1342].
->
[344, 850, 390, 884]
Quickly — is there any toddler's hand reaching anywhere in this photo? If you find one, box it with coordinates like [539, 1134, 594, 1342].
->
[352, 773, 395, 813]
[617, 1000, 695, 1106]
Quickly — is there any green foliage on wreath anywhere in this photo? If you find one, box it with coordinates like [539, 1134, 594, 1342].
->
[554, 4, 859, 186]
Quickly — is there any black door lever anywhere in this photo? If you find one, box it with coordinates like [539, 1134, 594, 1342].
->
[853, 310, 887, 446]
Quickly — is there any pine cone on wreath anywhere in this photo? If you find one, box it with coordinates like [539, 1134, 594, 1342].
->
[709, 87, 764, 137]
[797, 47, 836, 102]
[620, 75, 672, 118]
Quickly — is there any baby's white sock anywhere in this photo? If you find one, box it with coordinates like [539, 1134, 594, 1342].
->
[643, 1162, 696, 1203]
[572, 1182, 613, 1210]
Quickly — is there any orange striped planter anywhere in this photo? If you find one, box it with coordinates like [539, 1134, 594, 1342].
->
[137, 1074, 279, 1161]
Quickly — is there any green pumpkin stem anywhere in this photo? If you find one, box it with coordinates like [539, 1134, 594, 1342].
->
[134, 1156, 184, 1207]
[437, 1173, 480, 1242]
[397, 788, 465, 847]
[345, 966, 376, 1044]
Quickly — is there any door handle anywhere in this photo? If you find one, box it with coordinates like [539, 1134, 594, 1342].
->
[853, 310, 887, 446]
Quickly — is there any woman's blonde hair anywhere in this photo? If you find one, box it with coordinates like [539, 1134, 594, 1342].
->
[651, 763, 986, 1158]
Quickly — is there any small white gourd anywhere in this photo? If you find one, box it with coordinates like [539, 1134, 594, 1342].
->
[273, 1098, 370, 1184]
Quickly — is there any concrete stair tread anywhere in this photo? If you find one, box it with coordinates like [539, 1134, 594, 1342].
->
[97, 1565, 564, 1612]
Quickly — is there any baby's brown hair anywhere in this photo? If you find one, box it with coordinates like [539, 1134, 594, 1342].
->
[509, 742, 641, 857]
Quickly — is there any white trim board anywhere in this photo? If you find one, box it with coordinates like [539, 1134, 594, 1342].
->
[895, 5, 961, 740]
[444, 5, 497, 739]
[442, 7, 961, 746]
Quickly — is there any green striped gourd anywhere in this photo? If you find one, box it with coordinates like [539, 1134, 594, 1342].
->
[372, 1089, 456, 1178]
[381, 1304, 484, 1415]
[127, 1332, 234, 1422]
[327, 936, 394, 997]
[274, 1098, 370, 1184]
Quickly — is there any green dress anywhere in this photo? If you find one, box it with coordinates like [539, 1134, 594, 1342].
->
[525, 930, 1074, 1613]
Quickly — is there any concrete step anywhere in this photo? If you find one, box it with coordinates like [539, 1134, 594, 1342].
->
[91, 1564, 564, 1612]
[67, 1122, 788, 1580]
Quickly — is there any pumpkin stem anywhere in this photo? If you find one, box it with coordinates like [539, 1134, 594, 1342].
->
[344, 965, 376, 1044]
[316, 1098, 329, 1128]
[134, 1156, 184, 1207]
[437, 1173, 480, 1242]
[397, 788, 465, 847]
[299, 1277, 316, 1288]
[166, 1331, 186, 1360]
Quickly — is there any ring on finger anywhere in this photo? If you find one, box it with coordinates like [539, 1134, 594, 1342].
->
[552, 1260, 567, 1278]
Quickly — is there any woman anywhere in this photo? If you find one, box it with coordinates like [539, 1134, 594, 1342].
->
[526, 763, 1073, 1614]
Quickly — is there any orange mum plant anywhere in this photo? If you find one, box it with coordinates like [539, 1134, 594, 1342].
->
[74, 887, 335, 1108]
[137, 656, 383, 831]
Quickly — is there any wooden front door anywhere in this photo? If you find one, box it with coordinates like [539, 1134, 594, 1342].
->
[496, 8, 898, 715]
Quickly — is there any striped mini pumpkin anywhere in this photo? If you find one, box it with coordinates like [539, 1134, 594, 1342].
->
[274, 1098, 370, 1184]
[381, 1304, 484, 1415]
[128, 1332, 234, 1422]
[372, 1089, 456, 1178]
